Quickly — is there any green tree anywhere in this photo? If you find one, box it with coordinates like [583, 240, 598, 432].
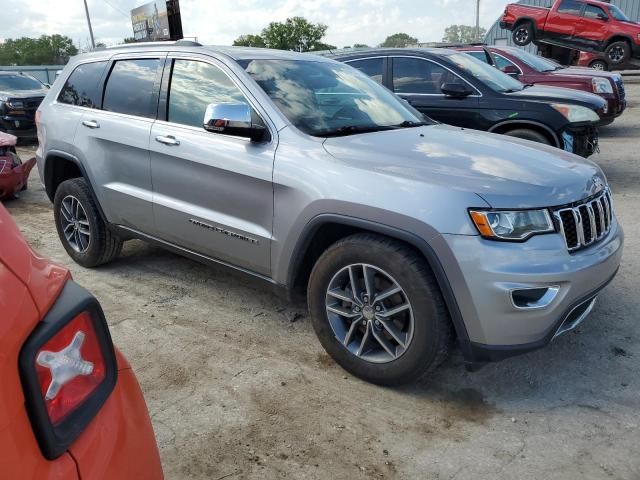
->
[442, 25, 487, 44]
[235, 17, 333, 52]
[0, 35, 77, 65]
[123, 37, 137, 44]
[353, 43, 370, 49]
[380, 33, 418, 48]
[233, 34, 266, 48]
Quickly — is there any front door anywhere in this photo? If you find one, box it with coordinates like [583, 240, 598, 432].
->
[149, 55, 275, 276]
[545, 0, 582, 47]
[573, 4, 610, 51]
[389, 56, 481, 128]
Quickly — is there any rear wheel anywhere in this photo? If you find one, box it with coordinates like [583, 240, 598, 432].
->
[308, 233, 452, 386]
[605, 41, 630, 66]
[513, 22, 534, 46]
[53, 178, 123, 267]
[589, 60, 609, 71]
[504, 128, 551, 145]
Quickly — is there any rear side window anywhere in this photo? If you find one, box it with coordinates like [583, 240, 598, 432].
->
[167, 59, 246, 128]
[493, 55, 518, 71]
[557, 0, 582, 15]
[58, 61, 108, 108]
[347, 58, 384, 84]
[102, 59, 160, 118]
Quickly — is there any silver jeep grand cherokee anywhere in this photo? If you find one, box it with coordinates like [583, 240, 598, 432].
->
[36, 43, 623, 385]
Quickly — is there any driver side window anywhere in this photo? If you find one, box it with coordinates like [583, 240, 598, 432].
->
[392, 57, 462, 95]
[168, 59, 247, 128]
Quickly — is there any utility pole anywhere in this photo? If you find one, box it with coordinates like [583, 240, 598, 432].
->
[475, 0, 481, 42]
[83, 0, 96, 49]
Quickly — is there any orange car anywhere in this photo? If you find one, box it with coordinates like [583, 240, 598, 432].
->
[0, 204, 163, 479]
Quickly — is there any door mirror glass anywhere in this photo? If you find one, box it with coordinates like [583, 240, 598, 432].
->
[501, 65, 520, 77]
[441, 83, 474, 98]
[203, 103, 268, 142]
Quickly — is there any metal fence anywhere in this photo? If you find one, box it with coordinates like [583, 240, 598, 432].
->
[0, 65, 63, 84]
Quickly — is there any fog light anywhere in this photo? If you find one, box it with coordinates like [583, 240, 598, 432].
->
[511, 286, 559, 310]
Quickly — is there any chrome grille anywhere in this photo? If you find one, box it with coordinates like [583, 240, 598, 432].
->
[553, 190, 613, 252]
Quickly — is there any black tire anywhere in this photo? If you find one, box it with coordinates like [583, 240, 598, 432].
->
[605, 41, 630, 66]
[504, 128, 551, 145]
[512, 22, 534, 46]
[589, 60, 609, 71]
[308, 233, 453, 386]
[53, 178, 122, 267]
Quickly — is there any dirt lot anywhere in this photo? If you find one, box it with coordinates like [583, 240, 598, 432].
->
[6, 82, 640, 480]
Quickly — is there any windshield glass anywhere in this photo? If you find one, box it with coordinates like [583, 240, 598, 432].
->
[502, 47, 561, 72]
[241, 59, 429, 137]
[0, 74, 43, 91]
[446, 53, 525, 92]
[609, 5, 630, 21]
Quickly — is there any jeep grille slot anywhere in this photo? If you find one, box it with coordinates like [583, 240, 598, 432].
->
[554, 190, 613, 252]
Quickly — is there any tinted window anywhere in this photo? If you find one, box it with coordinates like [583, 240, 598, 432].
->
[584, 5, 607, 19]
[347, 58, 384, 84]
[58, 62, 107, 108]
[557, 0, 582, 15]
[493, 54, 517, 71]
[0, 74, 43, 91]
[465, 51, 490, 64]
[393, 57, 463, 95]
[103, 59, 160, 118]
[168, 60, 246, 128]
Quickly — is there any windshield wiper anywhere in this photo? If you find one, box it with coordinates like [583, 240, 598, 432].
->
[318, 125, 398, 138]
[393, 120, 430, 128]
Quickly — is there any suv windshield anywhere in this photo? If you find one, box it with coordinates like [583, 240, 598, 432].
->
[446, 53, 525, 93]
[501, 48, 561, 72]
[0, 74, 43, 91]
[241, 59, 429, 137]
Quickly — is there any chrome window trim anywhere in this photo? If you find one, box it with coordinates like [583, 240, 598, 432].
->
[492, 53, 524, 75]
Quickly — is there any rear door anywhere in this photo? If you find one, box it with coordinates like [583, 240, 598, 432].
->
[389, 56, 481, 128]
[72, 53, 164, 234]
[544, 0, 583, 47]
[149, 54, 275, 276]
[573, 4, 610, 50]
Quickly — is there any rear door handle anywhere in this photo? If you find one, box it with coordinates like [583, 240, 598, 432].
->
[81, 120, 100, 129]
[155, 135, 180, 146]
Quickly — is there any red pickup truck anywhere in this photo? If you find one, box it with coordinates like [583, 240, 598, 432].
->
[501, 0, 640, 65]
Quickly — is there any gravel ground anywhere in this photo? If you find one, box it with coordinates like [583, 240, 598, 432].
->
[5, 82, 640, 480]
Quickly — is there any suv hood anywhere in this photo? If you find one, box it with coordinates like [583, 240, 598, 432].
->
[323, 124, 606, 209]
[506, 84, 606, 109]
[556, 67, 621, 81]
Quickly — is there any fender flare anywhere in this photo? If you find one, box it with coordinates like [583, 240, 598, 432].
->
[286, 214, 474, 359]
[43, 150, 109, 224]
[489, 119, 560, 147]
[513, 16, 538, 34]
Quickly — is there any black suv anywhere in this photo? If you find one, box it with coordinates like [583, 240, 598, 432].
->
[0, 72, 48, 141]
[330, 48, 607, 157]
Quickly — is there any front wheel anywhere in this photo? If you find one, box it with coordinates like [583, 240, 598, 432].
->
[605, 41, 630, 65]
[589, 60, 609, 71]
[512, 22, 534, 46]
[504, 129, 551, 145]
[53, 178, 123, 267]
[308, 233, 452, 386]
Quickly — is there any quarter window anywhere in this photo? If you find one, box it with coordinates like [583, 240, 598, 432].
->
[102, 59, 160, 118]
[493, 55, 518, 71]
[58, 61, 108, 108]
[168, 60, 247, 128]
[347, 58, 384, 84]
[557, 0, 582, 15]
[392, 57, 462, 95]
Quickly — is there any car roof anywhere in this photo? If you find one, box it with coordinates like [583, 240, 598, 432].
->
[325, 47, 459, 59]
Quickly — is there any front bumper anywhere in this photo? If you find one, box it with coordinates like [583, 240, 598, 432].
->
[441, 218, 623, 363]
[562, 125, 598, 158]
[0, 114, 37, 140]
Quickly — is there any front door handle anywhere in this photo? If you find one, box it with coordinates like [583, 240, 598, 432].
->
[155, 135, 180, 146]
[81, 120, 100, 129]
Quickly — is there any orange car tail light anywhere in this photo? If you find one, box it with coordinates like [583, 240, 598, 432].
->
[20, 281, 117, 460]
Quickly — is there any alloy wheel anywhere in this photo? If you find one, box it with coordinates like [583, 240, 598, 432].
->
[608, 46, 625, 63]
[515, 27, 529, 44]
[59, 195, 91, 253]
[325, 263, 414, 364]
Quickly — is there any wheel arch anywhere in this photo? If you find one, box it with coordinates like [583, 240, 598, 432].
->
[43, 150, 109, 224]
[286, 214, 472, 356]
[489, 120, 560, 147]
[605, 35, 633, 48]
[513, 17, 537, 33]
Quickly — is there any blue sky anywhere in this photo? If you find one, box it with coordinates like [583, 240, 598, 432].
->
[2, 0, 513, 48]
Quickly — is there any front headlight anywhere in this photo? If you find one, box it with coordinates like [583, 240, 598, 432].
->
[592, 78, 613, 94]
[552, 103, 600, 123]
[469, 209, 555, 241]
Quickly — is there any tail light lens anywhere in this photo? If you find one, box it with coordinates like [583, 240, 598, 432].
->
[20, 281, 117, 460]
[0, 159, 7, 174]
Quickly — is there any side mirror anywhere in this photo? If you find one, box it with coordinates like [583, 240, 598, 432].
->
[203, 103, 268, 143]
[441, 83, 474, 98]
[43, 83, 51, 89]
[501, 65, 520, 78]
[597, 14, 609, 21]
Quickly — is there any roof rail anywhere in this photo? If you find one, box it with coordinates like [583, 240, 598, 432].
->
[410, 42, 487, 49]
[99, 40, 202, 50]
